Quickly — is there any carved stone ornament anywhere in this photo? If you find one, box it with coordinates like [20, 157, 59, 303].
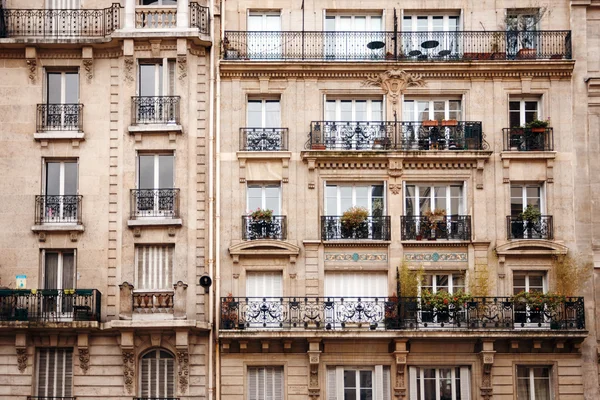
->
[178, 56, 187, 80]
[16, 348, 27, 373]
[27, 59, 37, 83]
[79, 348, 90, 374]
[83, 59, 93, 82]
[362, 70, 426, 105]
[177, 350, 189, 394]
[124, 57, 134, 85]
[122, 350, 135, 394]
[480, 352, 494, 400]
[389, 184, 402, 195]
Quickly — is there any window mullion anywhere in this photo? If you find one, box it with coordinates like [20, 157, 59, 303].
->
[529, 369, 535, 399]
[436, 369, 441, 400]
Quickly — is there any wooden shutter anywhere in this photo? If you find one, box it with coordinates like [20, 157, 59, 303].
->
[141, 350, 175, 397]
[375, 365, 384, 400]
[326, 367, 337, 400]
[136, 245, 174, 290]
[36, 348, 73, 397]
[460, 366, 471, 400]
[382, 366, 391, 400]
[46, 0, 80, 9]
[409, 367, 418, 400]
[248, 367, 283, 400]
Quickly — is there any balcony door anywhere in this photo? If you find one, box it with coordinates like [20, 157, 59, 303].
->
[403, 99, 462, 122]
[247, 12, 281, 59]
[246, 100, 282, 150]
[324, 14, 383, 60]
[46, 71, 79, 130]
[138, 60, 176, 123]
[402, 15, 460, 58]
[506, 11, 539, 58]
[409, 366, 471, 400]
[246, 271, 283, 327]
[420, 273, 466, 325]
[510, 184, 544, 239]
[325, 184, 384, 216]
[36, 348, 73, 398]
[42, 250, 76, 319]
[137, 154, 175, 217]
[324, 99, 384, 149]
[513, 272, 547, 327]
[44, 160, 78, 223]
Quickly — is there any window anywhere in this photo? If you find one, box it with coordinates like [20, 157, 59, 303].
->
[246, 271, 283, 298]
[513, 272, 546, 295]
[140, 349, 175, 398]
[403, 99, 462, 122]
[248, 12, 282, 59]
[326, 99, 384, 122]
[36, 348, 73, 397]
[247, 183, 281, 214]
[245, 272, 283, 327]
[136, 154, 175, 216]
[42, 250, 75, 290]
[509, 98, 540, 127]
[43, 160, 79, 223]
[248, 366, 284, 400]
[402, 15, 460, 32]
[325, 272, 388, 298]
[405, 184, 464, 216]
[139, 60, 175, 96]
[325, 184, 385, 216]
[248, 99, 281, 128]
[402, 15, 460, 57]
[422, 273, 465, 294]
[409, 367, 470, 400]
[46, 0, 81, 9]
[45, 71, 80, 130]
[327, 366, 391, 400]
[510, 184, 543, 217]
[135, 245, 174, 290]
[325, 14, 384, 59]
[516, 366, 552, 400]
[506, 10, 541, 57]
[139, 0, 177, 5]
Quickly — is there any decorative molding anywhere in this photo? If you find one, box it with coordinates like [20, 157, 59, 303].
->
[0, 50, 25, 58]
[308, 351, 320, 398]
[16, 348, 27, 373]
[124, 57, 134, 85]
[95, 49, 123, 58]
[189, 47, 206, 56]
[389, 184, 402, 195]
[83, 59, 93, 82]
[38, 51, 81, 59]
[133, 227, 141, 237]
[178, 56, 187, 80]
[362, 70, 426, 105]
[38, 232, 47, 242]
[404, 252, 468, 262]
[122, 350, 135, 394]
[480, 352, 495, 400]
[317, 160, 388, 170]
[324, 252, 388, 262]
[26, 59, 37, 83]
[177, 349, 189, 394]
[79, 348, 90, 374]
[69, 231, 79, 242]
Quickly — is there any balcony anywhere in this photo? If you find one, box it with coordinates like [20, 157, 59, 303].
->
[0, 4, 121, 38]
[189, 2, 209, 35]
[308, 121, 484, 151]
[242, 216, 287, 240]
[36, 104, 83, 132]
[220, 296, 585, 331]
[321, 216, 391, 241]
[120, 281, 187, 320]
[35, 195, 82, 225]
[401, 215, 471, 241]
[503, 127, 554, 151]
[131, 96, 180, 125]
[134, 2, 208, 34]
[134, 398, 179, 400]
[223, 30, 571, 61]
[28, 398, 76, 400]
[240, 128, 289, 151]
[0, 289, 101, 323]
[133, 291, 174, 314]
[507, 216, 553, 240]
[129, 189, 181, 227]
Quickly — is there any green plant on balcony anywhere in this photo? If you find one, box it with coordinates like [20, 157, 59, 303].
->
[511, 291, 565, 313]
[421, 290, 473, 319]
[250, 208, 273, 222]
[398, 262, 423, 298]
[340, 206, 369, 238]
[551, 254, 592, 297]
[221, 293, 239, 329]
[519, 205, 541, 222]
[423, 208, 446, 238]
[525, 119, 549, 129]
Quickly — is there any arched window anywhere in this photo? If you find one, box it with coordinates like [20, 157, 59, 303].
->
[140, 349, 175, 397]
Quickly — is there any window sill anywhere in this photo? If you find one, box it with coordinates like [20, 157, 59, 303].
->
[31, 224, 84, 232]
[128, 218, 182, 227]
[34, 131, 85, 142]
[128, 124, 182, 133]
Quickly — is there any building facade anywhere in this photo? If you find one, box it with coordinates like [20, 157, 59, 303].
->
[0, 0, 214, 399]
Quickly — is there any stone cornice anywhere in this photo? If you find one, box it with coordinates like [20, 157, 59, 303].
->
[220, 61, 575, 80]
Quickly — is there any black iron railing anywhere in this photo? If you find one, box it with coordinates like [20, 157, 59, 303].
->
[507, 216, 553, 240]
[0, 289, 101, 322]
[189, 2, 209, 35]
[321, 216, 391, 240]
[220, 296, 585, 330]
[0, 3, 121, 38]
[28, 397, 76, 400]
[503, 127, 554, 151]
[242, 216, 287, 240]
[240, 128, 289, 151]
[223, 30, 571, 61]
[131, 96, 180, 125]
[401, 215, 471, 241]
[308, 121, 484, 150]
[134, 398, 179, 400]
[35, 195, 82, 224]
[36, 104, 83, 132]
[130, 189, 180, 219]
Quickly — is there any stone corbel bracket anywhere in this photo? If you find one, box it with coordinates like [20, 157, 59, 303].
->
[15, 333, 27, 373]
[82, 46, 93, 83]
[176, 330, 190, 395]
[26, 47, 37, 84]
[393, 340, 409, 399]
[307, 157, 316, 189]
[78, 333, 90, 374]
[307, 339, 321, 398]
[121, 331, 135, 394]
[480, 340, 495, 400]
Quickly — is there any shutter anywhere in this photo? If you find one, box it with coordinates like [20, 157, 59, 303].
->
[273, 367, 284, 400]
[37, 349, 48, 396]
[257, 367, 265, 400]
[63, 349, 73, 396]
[46, 0, 80, 9]
[375, 365, 384, 400]
[382, 367, 391, 400]
[409, 367, 418, 400]
[265, 367, 274, 400]
[36, 348, 72, 397]
[460, 366, 471, 400]
[166, 357, 174, 396]
[141, 357, 150, 396]
[62, 252, 75, 289]
[248, 367, 258, 400]
[326, 367, 337, 400]
[136, 246, 173, 290]
[325, 272, 388, 298]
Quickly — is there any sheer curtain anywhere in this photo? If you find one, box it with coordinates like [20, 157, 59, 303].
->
[44, 253, 59, 289]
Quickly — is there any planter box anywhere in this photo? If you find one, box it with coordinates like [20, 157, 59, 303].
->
[422, 120, 439, 127]
[530, 127, 546, 133]
[491, 52, 506, 60]
[517, 48, 536, 59]
[311, 144, 326, 150]
[442, 119, 458, 126]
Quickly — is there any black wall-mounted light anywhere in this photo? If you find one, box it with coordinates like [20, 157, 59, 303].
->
[199, 275, 212, 294]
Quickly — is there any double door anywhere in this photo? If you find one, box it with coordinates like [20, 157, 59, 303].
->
[43, 161, 78, 223]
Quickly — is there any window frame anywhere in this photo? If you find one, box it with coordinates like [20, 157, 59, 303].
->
[139, 348, 176, 398]
[510, 183, 545, 216]
[327, 365, 391, 400]
[41, 249, 77, 290]
[36, 348, 74, 398]
[138, 0, 178, 6]
[509, 97, 541, 127]
[402, 98, 462, 122]
[512, 271, 547, 294]
[137, 152, 175, 190]
[134, 244, 175, 291]
[43, 159, 79, 196]
[246, 270, 283, 298]
[247, 98, 281, 128]
[324, 13, 384, 32]
[421, 272, 466, 295]
[324, 271, 389, 299]
[247, 11, 282, 31]
[246, 183, 282, 215]
[402, 15, 461, 32]
[137, 59, 176, 97]
[325, 98, 385, 122]
[247, 365, 285, 400]
[45, 70, 79, 105]
[403, 182, 465, 216]
[324, 182, 386, 216]
[409, 366, 470, 400]
[515, 365, 553, 400]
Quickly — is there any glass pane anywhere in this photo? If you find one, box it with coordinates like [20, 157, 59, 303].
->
[247, 101, 262, 127]
[419, 186, 431, 214]
[355, 186, 369, 210]
[326, 185, 337, 215]
[452, 275, 465, 292]
[434, 186, 446, 211]
[44, 252, 59, 288]
[46, 162, 61, 195]
[360, 371, 372, 388]
[344, 370, 356, 388]
[516, 377, 531, 400]
[417, 101, 429, 121]
[448, 16, 459, 31]
[509, 101, 521, 127]
[369, 16, 382, 31]
[265, 100, 281, 127]
[340, 186, 353, 213]
[371, 100, 383, 121]
[525, 101, 538, 123]
[449, 100, 461, 120]
[432, 16, 443, 32]
[439, 369, 453, 400]
[63, 162, 78, 195]
[62, 252, 75, 289]
[436, 275, 449, 292]
[341, 101, 352, 121]
[355, 101, 367, 121]
[510, 186, 524, 216]
[265, 185, 281, 214]
[525, 187, 541, 210]
[513, 275, 526, 293]
[405, 185, 415, 216]
[371, 185, 384, 216]
[433, 101, 445, 122]
[47, 73, 62, 104]
[265, 15, 281, 31]
[158, 155, 174, 189]
[360, 389, 373, 400]
[402, 17, 412, 32]
[417, 16, 428, 32]
[138, 155, 155, 189]
[139, 64, 157, 96]
[422, 275, 434, 292]
[247, 185, 262, 211]
[64, 73, 79, 103]
[354, 16, 366, 32]
[247, 15, 263, 31]
[326, 101, 336, 121]
[403, 100, 414, 121]
[344, 390, 357, 400]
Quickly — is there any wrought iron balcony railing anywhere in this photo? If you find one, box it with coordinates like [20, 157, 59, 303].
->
[321, 216, 391, 240]
[401, 215, 471, 241]
[308, 121, 484, 151]
[28, 397, 76, 400]
[134, 398, 179, 400]
[240, 128, 289, 151]
[0, 289, 101, 322]
[35, 195, 82, 224]
[223, 30, 571, 61]
[503, 127, 554, 151]
[242, 216, 287, 240]
[220, 296, 585, 331]
[507, 216, 553, 240]
[0, 3, 121, 38]
[189, 2, 209, 35]
[130, 189, 180, 219]
[36, 104, 83, 132]
[131, 96, 180, 125]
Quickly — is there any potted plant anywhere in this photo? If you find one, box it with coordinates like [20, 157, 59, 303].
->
[421, 290, 472, 324]
[526, 118, 549, 133]
[490, 32, 506, 59]
[249, 208, 273, 239]
[442, 119, 458, 127]
[221, 293, 239, 329]
[422, 120, 438, 127]
[340, 206, 369, 239]
[423, 209, 446, 239]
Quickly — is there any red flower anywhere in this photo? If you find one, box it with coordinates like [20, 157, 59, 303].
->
[443, 299, 449, 305]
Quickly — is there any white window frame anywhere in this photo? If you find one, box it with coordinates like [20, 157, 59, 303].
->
[139, 349, 176, 398]
[403, 99, 462, 122]
[327, 365, 391, 400]
[247, 99, 281, 128]
[404, 183, 465, 216]
[138, 59, 175, 96]
[516, 365, 552, 400]
[41, 249, 76, 290]
[402, 15, 460, 32]
[325, 13, 383, 32]
[138, 0, 178, 6]
[247, 366, 285, 400]
[510, 183, 545, 214]
[325, 183, 386, 216]
[509, 97, 541, 127]
[512, 271, 547, 294]
[36, 348, 73, 398]
[137, 153, 175, 190]
[421, 273, 465, 295]
[248, 11, 281, 31]
[44, 160, 79, 196]
[46, 70, 79, 104]
[246, 271, 283, 298]
[134, 245, 174, 291]
[325, 98, 385, 122]
[409, 366, 470, 400]
[246, 183, 282, 215]
[247, 11, 282, 59]
[324, 272, 389, 299]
